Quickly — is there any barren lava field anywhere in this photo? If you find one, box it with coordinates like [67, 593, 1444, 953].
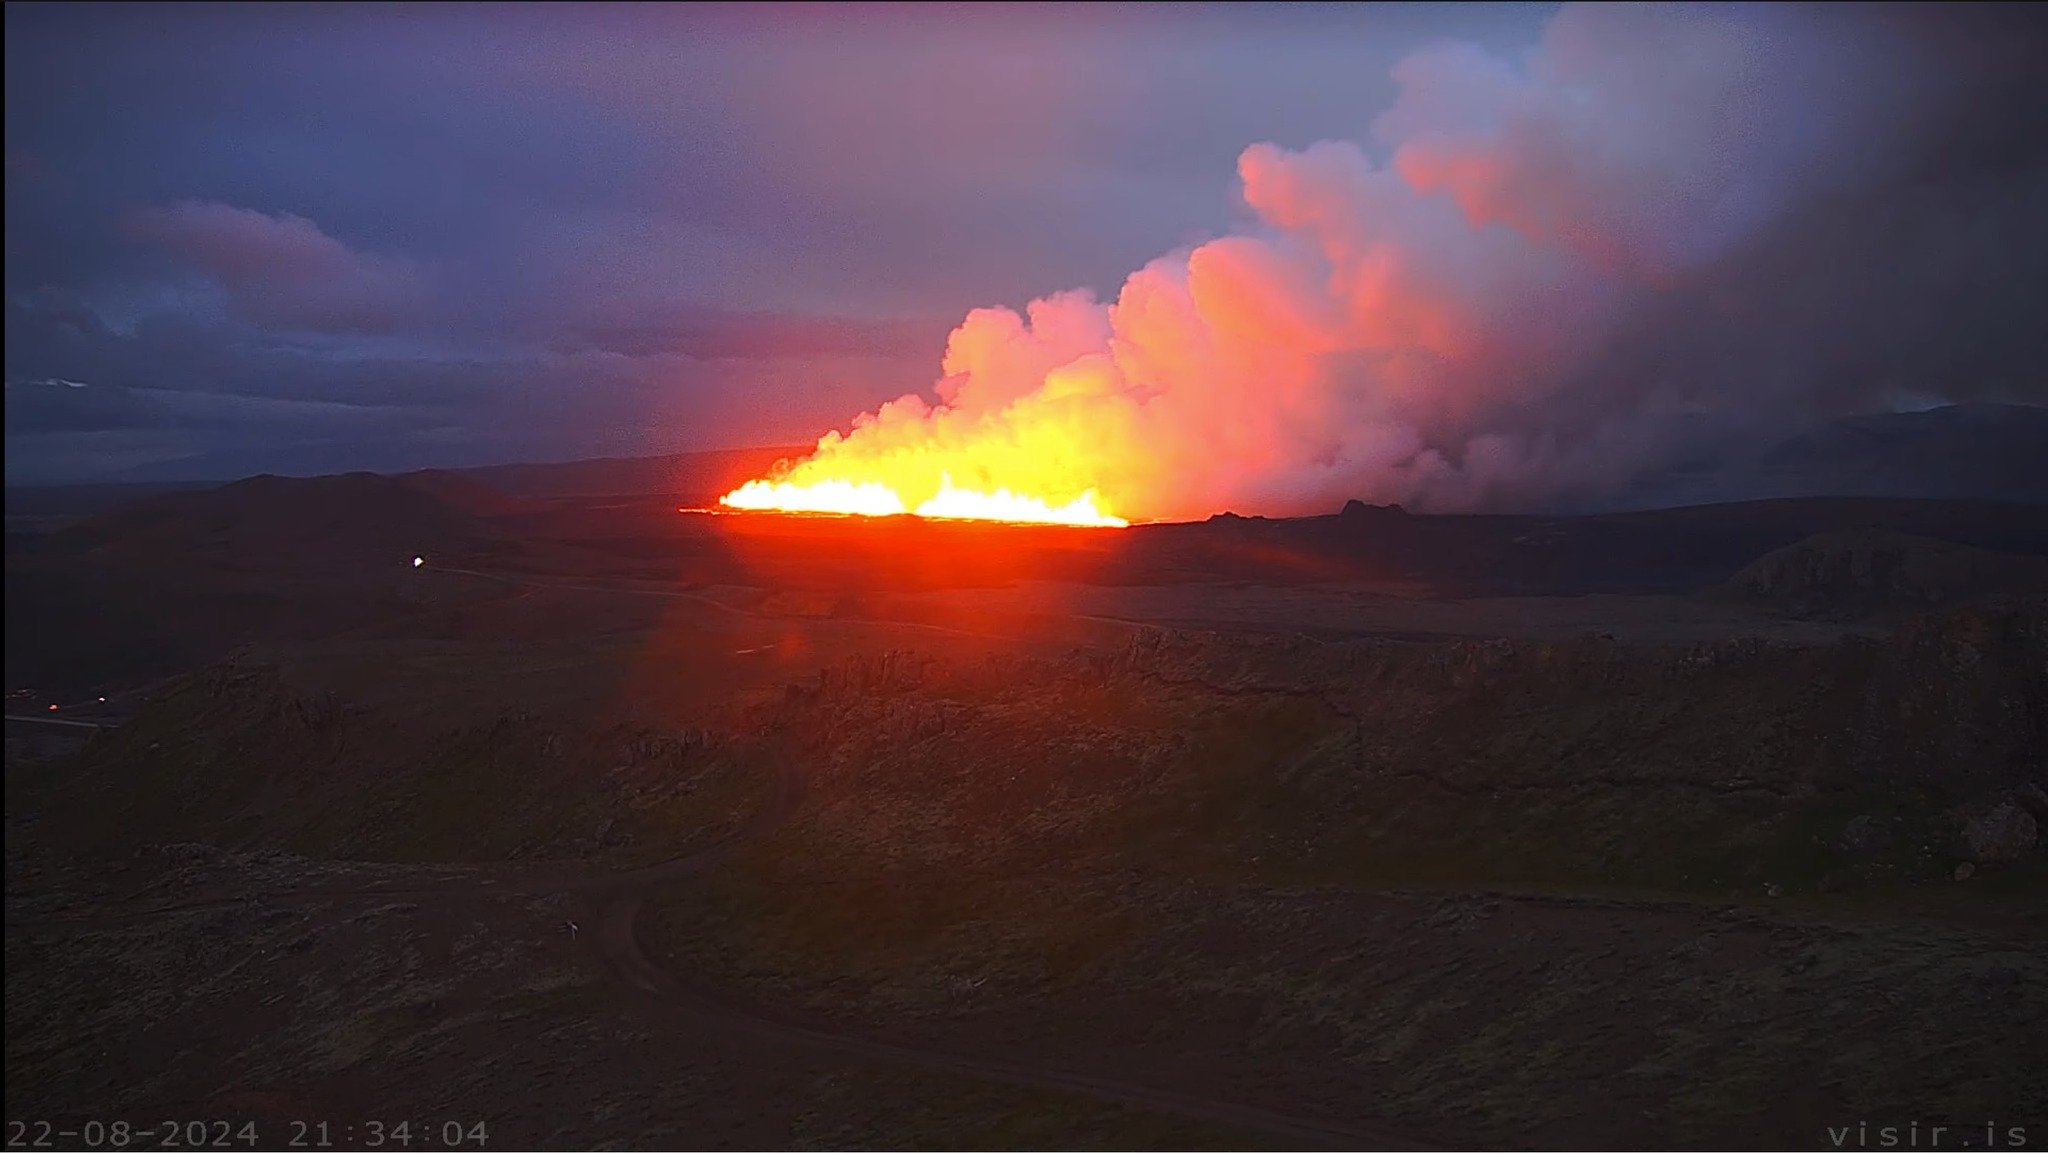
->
[6, 470, 2045, 1149]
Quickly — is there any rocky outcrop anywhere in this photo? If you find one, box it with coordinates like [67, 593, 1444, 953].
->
[1839, 814, 1892, 857]
[1339, 499, 1408, 522]
[1727, 530, 2046, 619]
[1962, 802, 2039, 865]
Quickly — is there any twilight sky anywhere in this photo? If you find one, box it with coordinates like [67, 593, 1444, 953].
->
[5, 2, 2046, 490]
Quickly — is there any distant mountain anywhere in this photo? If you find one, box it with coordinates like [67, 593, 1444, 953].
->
[1755, 403, 2048, 500]
[4, 444, 810, 526]
[395, 468, 545, 517]
[6, 470, 546, 696]
[42, 470, 530, 571]
[1637, 403, 2048, 508]
[1726, 528, 2048, 619]
[453, 445, 808, 501]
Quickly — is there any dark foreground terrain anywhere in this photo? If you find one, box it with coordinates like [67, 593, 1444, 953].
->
[6, 470, 2045, 1149]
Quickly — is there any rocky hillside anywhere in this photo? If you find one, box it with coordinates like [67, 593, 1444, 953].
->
[27, 601, 2043, 896]
[12, 662, 765, 865]
[12, 598, 2042, 1150]
[1727, 529, 2048, 618]
[42, 470, 530, 569]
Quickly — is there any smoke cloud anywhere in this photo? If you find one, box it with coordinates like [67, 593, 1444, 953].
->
[753, 3, 2048, 520]
[128, 201, 429, 336]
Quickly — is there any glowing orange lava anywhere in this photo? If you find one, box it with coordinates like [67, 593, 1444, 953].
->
[914, 476, 1126, 526]
[720, 478, 906, 517]
[718, 473, 1127, 527]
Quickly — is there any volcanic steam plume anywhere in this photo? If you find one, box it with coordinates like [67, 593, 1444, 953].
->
[724, 3, 2044, 525]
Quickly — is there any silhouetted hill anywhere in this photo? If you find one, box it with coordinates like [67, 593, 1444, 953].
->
[1727, 529, 2048, 618]
[6, 472, 545, 694]
[1641, 403, 2048, 507]
[44, 470, 526, 568]
[456, 444, 809, 501]
[12, 461, 2048, 700]
[1128, 496, 2048, 596]
[1759, 404, 2048, 499]
[395, 468, 544, 518]
[3, 445, 805, 527]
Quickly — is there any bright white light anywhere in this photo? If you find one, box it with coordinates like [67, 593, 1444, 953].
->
[411, 556, 425, 568]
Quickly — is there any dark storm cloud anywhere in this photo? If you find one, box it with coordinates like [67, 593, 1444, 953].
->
[3, 2, 2044, 495]
[126, 201, 430, 335]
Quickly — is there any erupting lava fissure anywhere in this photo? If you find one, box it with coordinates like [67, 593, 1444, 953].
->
[721, 474, 1127, 527]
